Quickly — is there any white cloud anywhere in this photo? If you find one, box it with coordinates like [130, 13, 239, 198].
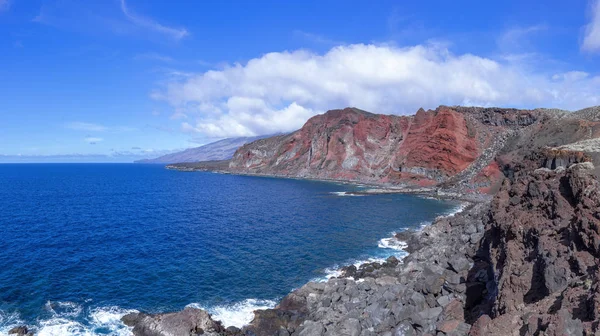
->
[84, 137, 103, 144]
[119, 0, 188, 41]
[170, 112, 188, 120]
[552, 71, 589, 82]
[498, 25, 547, 52]
[66, 122, 108, 132]
[293, 30, 345, 45]
[0, 148, 182, 163]
[583, 0, 600, 53]
[0, 0, 10, 12]
[154, 43, 600, 138]
[65, 122, 137, 132]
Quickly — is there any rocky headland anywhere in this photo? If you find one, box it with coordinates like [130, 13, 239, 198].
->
[138, 105, 600, 336]
[11, 106, 596, 336]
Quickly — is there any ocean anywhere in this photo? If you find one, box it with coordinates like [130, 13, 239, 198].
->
[0, 164, 462, 335]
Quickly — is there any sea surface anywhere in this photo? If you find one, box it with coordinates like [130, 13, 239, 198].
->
[0, 164, 462, 335]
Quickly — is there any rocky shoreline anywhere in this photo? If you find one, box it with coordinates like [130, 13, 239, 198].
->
[9, 162, 599, 336]
[118, 159, 600, 336]
[166, 161, 491, 205]
[11, 105, 600, 335]
[114, 192, 486, 336]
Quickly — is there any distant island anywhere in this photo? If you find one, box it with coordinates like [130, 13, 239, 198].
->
[135, 135, 273, 164]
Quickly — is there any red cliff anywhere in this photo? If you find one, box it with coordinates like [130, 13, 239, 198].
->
[229, 106, 540, 188]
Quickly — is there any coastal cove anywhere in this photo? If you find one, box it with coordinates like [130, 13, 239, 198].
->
[0, 164, 463, 335]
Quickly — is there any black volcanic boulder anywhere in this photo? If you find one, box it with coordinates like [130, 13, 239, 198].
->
[8, 326, 31, 336]
[122, 307, 227, 336]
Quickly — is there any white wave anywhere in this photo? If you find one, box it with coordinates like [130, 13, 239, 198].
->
[187, 298, 277, 329]
[418, 195, 438, 200]
[377, 237, 408, 251]
[45, 301, 83, 319]
[37, 318, 92, 336]
[88, 306, 137, 336]
[329, 191, 363, 197]
[320, 256, 389, 281]
[0, 310, 25, 335]
[4, 303, 135, 336]
[439, 202, 468, 219]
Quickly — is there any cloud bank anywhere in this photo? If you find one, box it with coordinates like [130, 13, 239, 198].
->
[583, 0, 600, 53]
[154, 43, 600, 138]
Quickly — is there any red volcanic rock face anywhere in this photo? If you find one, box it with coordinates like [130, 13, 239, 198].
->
[394, 107, 479, 181]
[471, 161, 503, 194]
[230, 106, 530, 186]
[230, 108, 409, 182]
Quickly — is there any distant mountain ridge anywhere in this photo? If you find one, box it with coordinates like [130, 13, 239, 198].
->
[135, 135, 272, 164]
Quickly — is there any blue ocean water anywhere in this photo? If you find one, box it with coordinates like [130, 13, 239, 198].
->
[0, 164, 461, 335]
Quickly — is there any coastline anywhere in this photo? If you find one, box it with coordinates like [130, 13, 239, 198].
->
[166, 164, 490, 204]
[8, 160, 599, 335]
[2, 174, 473, 336]
[118, 179, 485, 335]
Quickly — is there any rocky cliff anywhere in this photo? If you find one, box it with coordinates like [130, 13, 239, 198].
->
[229, 106, 544, 191]
[469, 157, 600, 335]
[121, 155, 600, 335]
[116, 105, 600, 336]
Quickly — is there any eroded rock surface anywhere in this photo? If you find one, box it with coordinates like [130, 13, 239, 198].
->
[469, 159, 600, 335]
[122, 307, 229, 336]
[229, 106, 542, 189]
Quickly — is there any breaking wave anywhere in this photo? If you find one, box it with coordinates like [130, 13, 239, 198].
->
[329, 191, 363, 197]
[319, 200, 468, 282]
[377, 237, 408, 250]
[0, 302, 137, 336]
[188, 298, 277, 328]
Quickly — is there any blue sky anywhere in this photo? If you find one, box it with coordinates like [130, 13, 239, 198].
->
[1, 0, 599, 162]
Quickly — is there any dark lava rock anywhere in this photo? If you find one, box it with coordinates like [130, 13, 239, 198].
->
[122, 307, 226, 336]
[472, 160, 600, 334]
[8, 326, 31, 336]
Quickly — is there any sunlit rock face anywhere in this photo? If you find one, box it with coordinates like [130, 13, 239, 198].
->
[230, 106, 541, 189]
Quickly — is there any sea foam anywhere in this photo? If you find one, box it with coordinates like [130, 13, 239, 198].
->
[0, 310, 24, 335]
[320, 256, 391, 281]
[188, 298, 277, 329]
[319, 200, 468, 283]
[1, 302, 136, 336]
[377, 237, 408, 251]
[10, 299, 273, 335]
[329, 191, 363, 197]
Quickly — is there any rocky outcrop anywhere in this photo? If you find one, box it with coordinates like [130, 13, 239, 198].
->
[539, 148, 591, 170]
[229, 106, 542, 188]
[469, 160, 600, 335]
[452, 106, 541, 127]
[122, 307, 231, 336]
[8, 326, 32, 336]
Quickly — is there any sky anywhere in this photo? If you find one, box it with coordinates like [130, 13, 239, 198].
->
[1, 0, 600, 162]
